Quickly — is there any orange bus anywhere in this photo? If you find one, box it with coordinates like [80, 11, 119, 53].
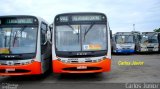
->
[0, 15, 52, 76]
[52, 12, 112, 73]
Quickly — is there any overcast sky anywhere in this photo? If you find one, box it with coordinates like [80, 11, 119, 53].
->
[0, 0, 160, 33]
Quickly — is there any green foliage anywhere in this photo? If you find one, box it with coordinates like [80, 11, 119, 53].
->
[154, 28, 160, 32]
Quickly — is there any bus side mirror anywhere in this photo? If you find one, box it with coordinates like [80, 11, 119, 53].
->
[46, 29, 52, 44]
[49, 24, 53, 30]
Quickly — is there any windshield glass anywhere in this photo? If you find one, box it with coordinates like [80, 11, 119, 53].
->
[115, 35, 134, 44]
[55, 24, 107, 51]
[141, 33, 158, 43]
[0, 27, 37, 54]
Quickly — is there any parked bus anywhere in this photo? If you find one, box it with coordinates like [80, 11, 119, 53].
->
[137, 32, 159, 52]
[112, 31, 140, 54]
[52, 12, 111, 73]
[159, 33, 160, 52]
[0, 15, 52, 76]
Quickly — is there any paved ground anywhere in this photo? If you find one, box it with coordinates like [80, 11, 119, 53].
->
[0, 54, 160, 89]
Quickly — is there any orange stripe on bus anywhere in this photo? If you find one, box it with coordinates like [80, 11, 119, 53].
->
[0, 61, 41, 76]
[52, 58, 111, 73]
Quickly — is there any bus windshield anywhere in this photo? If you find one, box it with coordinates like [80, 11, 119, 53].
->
[55, 24, 107, 51]
[141, 33, 158, 43]
[0, 27, 37, 54]
[115, 35, 134, 44]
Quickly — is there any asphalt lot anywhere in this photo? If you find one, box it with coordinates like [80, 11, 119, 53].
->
[0, 54, 160, 89]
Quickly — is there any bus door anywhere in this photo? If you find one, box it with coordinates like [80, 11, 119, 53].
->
[40, 22, 50, 73]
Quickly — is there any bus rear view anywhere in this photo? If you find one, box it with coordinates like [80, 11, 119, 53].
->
[52, 13, 111, 73]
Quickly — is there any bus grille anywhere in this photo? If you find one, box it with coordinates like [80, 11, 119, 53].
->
[63, 67, 102, 71]
[147, 47, 154, 48]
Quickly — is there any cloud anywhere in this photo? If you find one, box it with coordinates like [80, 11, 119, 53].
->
[0, 0, 160, 33]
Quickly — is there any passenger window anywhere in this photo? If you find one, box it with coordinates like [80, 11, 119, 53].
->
[41, 23, 47, 45]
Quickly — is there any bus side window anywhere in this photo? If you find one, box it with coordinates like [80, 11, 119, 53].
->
[41, 22, 47, 54]
[41, 23, 47, 45]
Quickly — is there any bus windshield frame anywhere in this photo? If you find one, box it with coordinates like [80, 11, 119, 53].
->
[54, 13, 108, 57]
[141, 33, 158, 43]
[55, 24, 107, 52]
[115, 35, 134, 44]
[0, 16, 38, 56]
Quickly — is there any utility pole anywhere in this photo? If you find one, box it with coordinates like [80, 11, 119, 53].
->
[133, 24, 135, 31]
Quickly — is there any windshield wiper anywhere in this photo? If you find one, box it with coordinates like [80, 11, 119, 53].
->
[13, 31, 18, 47]
[12, 26, 27, 47]
[149, 33, 158, 42]
[67, 25, 80, 43]
[125, 35, 134, 43]
[142, 33, 157, 43]
[8, 28, 13, 53]
[83, 23, 95, 41]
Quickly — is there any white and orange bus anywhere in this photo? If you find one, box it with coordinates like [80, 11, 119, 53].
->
[52, 12, 111, 73]
[0, 15, 52, 76]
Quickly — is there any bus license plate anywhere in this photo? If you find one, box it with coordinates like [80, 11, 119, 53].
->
[6, 68, 15, 72]
[77, 66, 87, 69]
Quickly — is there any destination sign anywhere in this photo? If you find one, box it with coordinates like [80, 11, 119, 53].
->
[58, 15, 105, 23]
[72, 15, 103, 21]
[59, 16, 69, 22]
[0, 17, 38, 25]
[6, 18, 33, 24]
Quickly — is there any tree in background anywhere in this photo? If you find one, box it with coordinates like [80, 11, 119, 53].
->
[154, 28, 160, 32]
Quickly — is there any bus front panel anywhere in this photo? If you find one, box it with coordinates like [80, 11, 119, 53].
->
[52, 13, 111, 73]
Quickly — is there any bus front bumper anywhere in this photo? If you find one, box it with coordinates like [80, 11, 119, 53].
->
[52, 59, 111, 73]
[0, 61, 41, 76]
[114, 49, 135, 53]
[140, 48, 159, 52]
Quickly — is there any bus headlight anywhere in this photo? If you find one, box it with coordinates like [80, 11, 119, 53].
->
[57, 58, 61, 61]
[62, 60, 66, 63]
[154, 47, 158, 51]
[21, 62, 25, 65]
[97, 57, 106, 62]
[98, 59, 102, 62]
[25, 62, 30, 64]
[67, 61, 70, 63]
[31, 60, 35, 63]
[102, 57, 107, 60]
[22, 60, 34, 65]
[140, 44, 147, 48]
[93, 60, 97, 62]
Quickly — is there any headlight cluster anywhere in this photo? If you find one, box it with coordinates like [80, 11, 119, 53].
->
[20, 59, 35, 65]
[95, 57, 106, 62]
[58, 57, 107, 63]
[0, 59, 35, 65]
[153, 47, 159, 51]
[140, 44, 147, 48]
[57, 58, 61, 61]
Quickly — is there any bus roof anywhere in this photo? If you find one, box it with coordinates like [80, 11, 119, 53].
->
[141, 32, 159, 35]
[55, 12, 107, 17]
[115, 32, 134, 35]
[0, 15, 48, 25]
